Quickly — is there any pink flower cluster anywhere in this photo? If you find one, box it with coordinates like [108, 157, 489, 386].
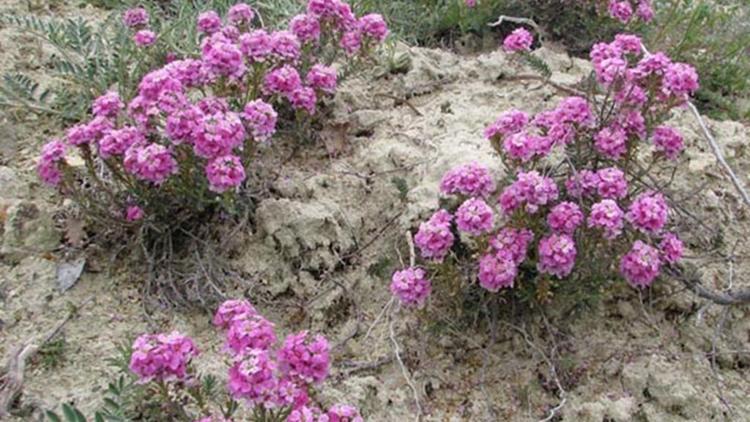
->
[130, 299, 360, 419]
[499, 171, 559, 214]
[456, 197, 494, 235]
[440, 162, 497, 198]
[42, 1, 387, 222]
[503, 28, 533, 52]
[129, 331, 199, 383]
[414, 210, 454, 262]
[389, 34, 695, 307]
[592, 35, 698, 106]
[390, 267, 432, 307]
[607, 0, 654, 23]
[210, 299, 350, 414]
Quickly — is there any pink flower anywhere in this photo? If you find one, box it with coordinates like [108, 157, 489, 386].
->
[225, 313, 277, 355]
[414, 210, 455, 262]
[537, 234, 577, 278]
[662, 62, 699, 100]
[99, 126, 145, 159]
[197, 97, 229, 114]
[239, 30, 274, 62]
[213, 299, 257, 329]
[596, 57, 627, 85]
[263, 65, 302, 96]
[277, 331, 330, 385]
[500, 171, 559, 214]
[456, 198, 494, 235]
[271, 30, 301, 62]
[227, 349, 276, 404]
[620, 240, 661, 288]
[556, 96, 594, 126]
[565, 170, 599, 198]
[439, 162, 496, 198]
[289, 14, 321, 44]
[485, 109, 529, 140]
[608, 0, 633, 23]
[197, 11, 222, 34]
[652, 126, 684, 160]
[133, 30, 157, 47]
[227, 3, 255, 26]
[465, 0, 477, 7]
[289, 86, 317, 115]
[192, 112, 246, 158]
[478, 253, 517, 291]
[92, 91, 123, 117]
[587, 199, 624, 239]
[596, 167, 628, 199]
[205, 155, 246, 193]
[242, 100, 278, 142]
[125, 205, 144, 222]
[306, 64, 337, 94]
[123, 7, 148, 28]
[503, 28, 533, 52]
[358, 14, 388, 43]
[138, 69, 183, 101]
[164, 59, 208, 88]
[123, 143, 178, 184]
[165, 106, 203, 144]
[636, 0, 654, 21]
[390, 267, 431, 307]
[325, 404, 364, 422]
[613, 34, 643, 55]
[503, 132, 540, 162]
[129, 331, 198, 383]
[489, 227, 533, 265]
[594, 125, 628, 160]
[626, 191, 669, 234]
[66, 123, 95, 146]
[617, 109, 646, 139]
[547, 202, 583, 234]
[37, 139, 67, 186]
[659, 232, 684, 264]
[340, 30, 362, 56]
[202, 35, 246, 79]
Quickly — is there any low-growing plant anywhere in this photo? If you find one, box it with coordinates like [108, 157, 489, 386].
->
[390, 30, 695, 316]
[29, 1, 387, 305]
[46, 299, 363, 422]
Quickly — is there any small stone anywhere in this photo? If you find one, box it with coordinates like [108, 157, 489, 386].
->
[1, 201, 60, 263]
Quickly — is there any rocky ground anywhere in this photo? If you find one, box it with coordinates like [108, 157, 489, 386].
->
[2, 1, 750, 421]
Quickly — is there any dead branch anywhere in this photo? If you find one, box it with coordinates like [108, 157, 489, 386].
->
[0, 298, 89, 417]
[667, 266, 750, 306]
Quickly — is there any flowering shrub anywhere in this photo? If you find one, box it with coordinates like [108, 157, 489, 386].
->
[36, 0, 387, 227]
[48, 299, 362, 421]
[391, 32, 693, 310]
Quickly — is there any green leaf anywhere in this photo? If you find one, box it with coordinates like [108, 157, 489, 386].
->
[45, 410, 63, 422]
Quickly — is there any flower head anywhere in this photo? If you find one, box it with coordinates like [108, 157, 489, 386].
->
[626, 191, 669, 234]
[414, 210, 454, 262]
[620, 240, 661, 288]
[456, 198, 494, 235]
[205, 154, 246, 193]
[503, 28, 533, 52]
[547, 202, 583, 234]
[440, 162, 496, 198]
[537, 234, 577, 278]
[277, 331, 330, 385]
[390, 267, 431, 307]
[123, 7, 149, 28]
[478, 253, 517, 291]
[587, 199, 625, 239]
[129, 331, 198, 383]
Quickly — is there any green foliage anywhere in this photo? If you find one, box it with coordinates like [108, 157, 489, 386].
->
[38, 337, 67, 370]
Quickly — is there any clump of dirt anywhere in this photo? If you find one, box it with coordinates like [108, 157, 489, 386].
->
[1, 2, 750, 421]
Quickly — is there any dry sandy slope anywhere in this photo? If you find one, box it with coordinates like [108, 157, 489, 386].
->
[1, 3, 750, 421]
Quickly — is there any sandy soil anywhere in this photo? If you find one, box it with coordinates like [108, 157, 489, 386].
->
[1, 2, 750, 421]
